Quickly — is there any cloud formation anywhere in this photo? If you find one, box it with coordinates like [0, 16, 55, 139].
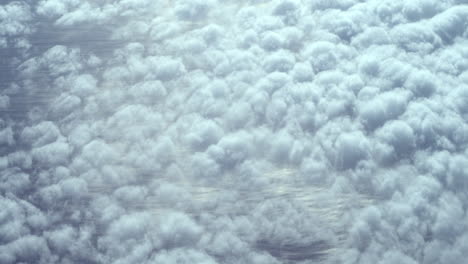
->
[1, 0, 468, 263]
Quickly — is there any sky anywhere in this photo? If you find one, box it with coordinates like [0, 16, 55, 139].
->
[1, 0, 468, 263]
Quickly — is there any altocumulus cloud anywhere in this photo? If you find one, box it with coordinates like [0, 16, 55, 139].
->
[1, 0, 468, 263]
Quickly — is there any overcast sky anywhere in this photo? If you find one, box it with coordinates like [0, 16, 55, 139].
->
[1, 0, 468, 263]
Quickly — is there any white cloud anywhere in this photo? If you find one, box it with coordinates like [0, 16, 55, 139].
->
[358, 89, 411, 130]
[185, 119, 224, 151]
[37, 0, 80, 17]
[429, 6, 468, 44]
[303, 41, 338, 73]
[0, 2, 33, 49]
[150, 248, 218, 264]
[174, 0, 217, 21]
[334, 131, 370, 170]
[3, 0, 468, 263]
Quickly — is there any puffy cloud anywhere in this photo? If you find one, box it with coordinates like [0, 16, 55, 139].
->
[404, 69, 438, 97]
[0, 235, 52, 264]
[211, 130, 253, 169]
[31, 141, 72, 167]
[272, 0, 300, 16]
[358, 88, 411, 130]
[260, 31, 284, 51]
[303, 41, 339, 73]
[3, 1, 468, 264]
[223, 101, 253, 130]
[157, 211, 203, 248]
[174, 0, 217, 21]
[291, 61, 314, 82]
[262, 50, 296, 73]
[401, 0, 446, 22]
[373, 120, 416, 165]
[352, 27, 391, 48]
[390, 23, 442, 53]
[334, 131, 370, 170]
[150, 248, 218, 264]
[0, 2, 33, 49]
[309, 0, 357, 11]
[429, 6, 468, 44]
[185, 119, 224, 151]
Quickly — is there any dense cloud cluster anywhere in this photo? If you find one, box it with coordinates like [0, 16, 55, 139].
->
[1, 0, 468, 263]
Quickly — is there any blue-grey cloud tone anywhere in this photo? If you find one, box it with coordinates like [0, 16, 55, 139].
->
[1, 0, 468, 263]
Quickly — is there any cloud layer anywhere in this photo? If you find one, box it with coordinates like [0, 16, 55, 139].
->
[1, 0, 468, 263]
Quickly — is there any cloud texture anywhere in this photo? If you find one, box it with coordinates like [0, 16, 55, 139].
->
[1, 0, 468, 263]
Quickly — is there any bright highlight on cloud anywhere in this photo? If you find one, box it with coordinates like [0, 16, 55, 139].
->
[1, 0, 468, 263]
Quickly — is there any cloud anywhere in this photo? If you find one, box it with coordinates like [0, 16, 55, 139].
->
[0, 235, 52, 264]
[291, 61, 314, 82]
[0, 2, 34, 49]
[185, 118, 224, 151]
[309, 0, 357, 11]
[358, 88, 411, 130]
[303, 41, 339, 73]
[334, 131, 370, 170]
[174, 0, 217, 21]
[37, 0, 80, 18]
[150, 248, 218, 264]
[429, 6, 468, 44]
[2, 0, 468, 263]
